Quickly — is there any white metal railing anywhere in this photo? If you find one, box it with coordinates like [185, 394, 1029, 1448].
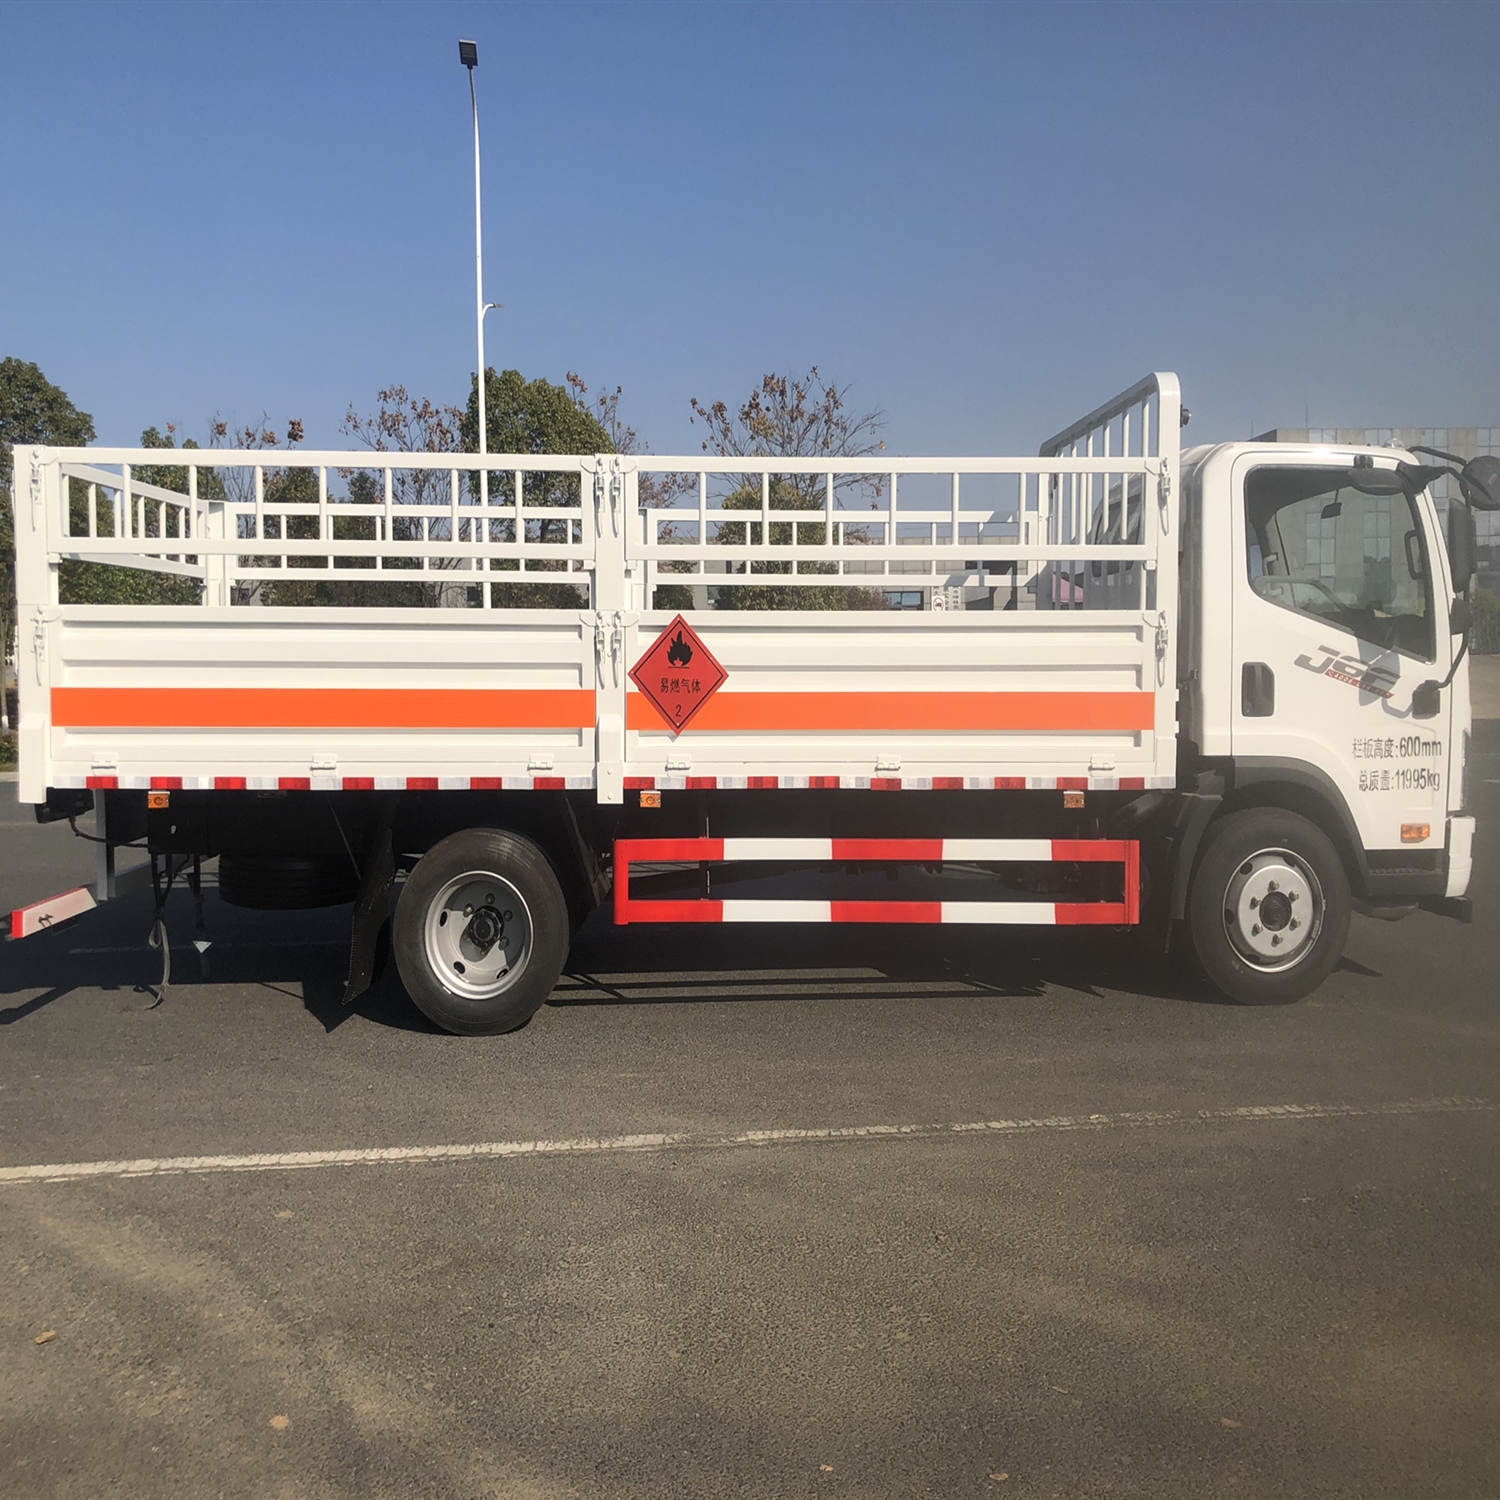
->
[1035, 372, 1181, 612]
[44, 450, 599, 607]
[21, 375, 1181, 616]
[628, 454, 1165, 604]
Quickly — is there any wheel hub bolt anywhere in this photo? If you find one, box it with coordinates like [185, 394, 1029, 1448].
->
[1270, 934, 1281, 946]
[1290, 918, 1300, 931]
[1267, 880, 1280, 893]
[1249, 896, 1260, 910]
[1251, 923, 1262, 936]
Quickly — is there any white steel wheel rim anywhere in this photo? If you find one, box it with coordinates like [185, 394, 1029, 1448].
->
[1221, 847, 1323, 973]
[423, 871, 533, 1001]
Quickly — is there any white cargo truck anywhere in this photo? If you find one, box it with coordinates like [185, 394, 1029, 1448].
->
[9, 373, 1492, 1031]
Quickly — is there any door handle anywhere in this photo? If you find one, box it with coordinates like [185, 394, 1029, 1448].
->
[1241, 662, 1275, 717]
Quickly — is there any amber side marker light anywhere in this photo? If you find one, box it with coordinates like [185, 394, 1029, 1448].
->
[1401, 822, 1431, 843]
[1062, 790, 1085, 809]
[639, 790, 662, 809]
[147, 791, 171, 810]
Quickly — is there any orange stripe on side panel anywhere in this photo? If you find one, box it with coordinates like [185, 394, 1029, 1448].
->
[51, 687, 595, 731]
[627, 691, 1153, 734]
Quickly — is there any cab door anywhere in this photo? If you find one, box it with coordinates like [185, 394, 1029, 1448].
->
[1230, 455, 1453, 857]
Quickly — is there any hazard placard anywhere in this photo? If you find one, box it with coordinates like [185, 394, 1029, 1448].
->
[628, 615, 727, 734]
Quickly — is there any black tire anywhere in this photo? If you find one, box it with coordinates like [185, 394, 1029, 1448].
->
[1186, 808, 1351, 1006]
[218, 854, 359, 910]
[393, 828, 569, 1036]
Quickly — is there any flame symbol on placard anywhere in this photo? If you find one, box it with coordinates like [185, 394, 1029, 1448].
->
[666, 631, 693, 667]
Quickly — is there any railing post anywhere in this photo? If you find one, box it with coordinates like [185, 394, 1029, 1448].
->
[14, 449, 59, 802]
[589, 455, 626, 805]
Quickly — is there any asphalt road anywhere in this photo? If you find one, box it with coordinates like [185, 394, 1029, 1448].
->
[2, 732, 1498, 1499]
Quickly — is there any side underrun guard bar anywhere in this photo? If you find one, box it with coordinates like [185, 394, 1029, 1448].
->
[613, 838, 1140, 926]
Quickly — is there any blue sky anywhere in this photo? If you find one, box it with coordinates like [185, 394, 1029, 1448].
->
[3, 1, 1497, 458]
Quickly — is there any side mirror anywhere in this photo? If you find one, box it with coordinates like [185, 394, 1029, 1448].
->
[1411, 680, 1442, 719]
[1448, 501, 1477, 592]
[1450, 597, 1472, 636]
[1460, 455, 1500, 512]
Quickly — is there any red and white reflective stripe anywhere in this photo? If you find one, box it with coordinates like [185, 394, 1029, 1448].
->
[625, 774, 1170, 792]
[53, 772, 1171, 793]
[623, 837, 1130, 862]
[710, 837, 1130, 861]
[56, 775, 597, 792]
[10, 885, 97, 940]
[613, 837, 1139, 928]
[616, 899, 1131, 926]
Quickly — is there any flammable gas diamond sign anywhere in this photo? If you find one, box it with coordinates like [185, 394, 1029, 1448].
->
[628, 615, 727, 734]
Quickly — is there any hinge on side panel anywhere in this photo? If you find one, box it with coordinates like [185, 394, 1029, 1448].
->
[1156, 458, 1172, 533]
[589, 610, 608, 684]
[1146, 609, 1169, 686]
[602, 455, 634, 538]
[589, 460, 605, 538]
[31, 608, 47, 684]
[610, 609, 638, 683]
[587, 608, 637, 687]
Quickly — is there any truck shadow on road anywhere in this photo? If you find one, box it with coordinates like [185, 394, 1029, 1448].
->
[0, 894, 1383, 1032]
[552, 912, 1221, 1011]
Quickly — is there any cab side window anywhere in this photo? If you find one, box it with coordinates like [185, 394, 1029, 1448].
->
[1244, 466, 1433, 661]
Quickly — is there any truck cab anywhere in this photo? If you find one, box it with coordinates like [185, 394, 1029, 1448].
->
[1178, 439, 1475, 932]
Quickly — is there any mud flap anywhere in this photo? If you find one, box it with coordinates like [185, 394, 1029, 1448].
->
[343, 796, 398, 1005]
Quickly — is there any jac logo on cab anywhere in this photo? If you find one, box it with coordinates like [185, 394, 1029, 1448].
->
[1294, 645, 1399, 700]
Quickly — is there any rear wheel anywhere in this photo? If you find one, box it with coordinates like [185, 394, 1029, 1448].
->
[1186, 808, 1350, 1005]
[393, 828, 569, 1035]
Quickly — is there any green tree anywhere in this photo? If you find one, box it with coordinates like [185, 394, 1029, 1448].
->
[460, 368, 612, 608]
[1, 357, 96, 659]
[686, 368, 890, 611]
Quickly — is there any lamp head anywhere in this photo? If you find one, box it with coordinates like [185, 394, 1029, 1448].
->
[458, 39, 478, 68]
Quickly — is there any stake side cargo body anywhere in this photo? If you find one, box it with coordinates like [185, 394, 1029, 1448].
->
[10, 374, 1477, 1025]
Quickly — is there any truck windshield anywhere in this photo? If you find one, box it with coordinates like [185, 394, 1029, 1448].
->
[1244, 466, 1434, 661]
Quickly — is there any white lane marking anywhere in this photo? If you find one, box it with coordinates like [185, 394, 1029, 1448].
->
[0, 1097, 1490, 1187]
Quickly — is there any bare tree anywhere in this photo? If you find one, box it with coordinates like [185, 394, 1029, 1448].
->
[565, 372, 692, 511]
[341, 387, 468, 605]
[204, 415, 307, 603]
[682, 368, 890, 612]
[689, 367, 887, 507]
[341, 387, 462, 507]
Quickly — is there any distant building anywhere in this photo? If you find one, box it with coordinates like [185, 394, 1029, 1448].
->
[1254, 427, 1500, 588]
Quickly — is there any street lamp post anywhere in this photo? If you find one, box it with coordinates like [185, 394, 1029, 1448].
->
[459, 40, 500, 459]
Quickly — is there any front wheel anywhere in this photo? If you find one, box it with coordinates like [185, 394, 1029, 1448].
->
[393, 828, 570, 1035]
[1186, 808, 1351, 1005]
